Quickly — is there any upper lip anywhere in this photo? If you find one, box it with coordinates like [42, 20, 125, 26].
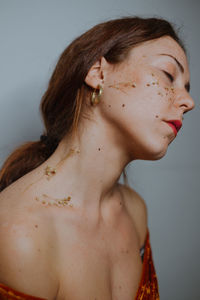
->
[165, 120, 182, 132]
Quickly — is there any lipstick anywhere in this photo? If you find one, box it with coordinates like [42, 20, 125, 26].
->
[165, 120, 182, 136]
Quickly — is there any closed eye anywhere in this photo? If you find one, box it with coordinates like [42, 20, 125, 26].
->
[163, 70, 174, 82]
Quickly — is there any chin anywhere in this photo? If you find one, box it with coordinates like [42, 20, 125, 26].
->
[149, 151, 167, 161]
[127, 131, 171, 161]
[139, 151, 167, 161]
[149, 145, 169, 161]
[133, 141, 169, 161]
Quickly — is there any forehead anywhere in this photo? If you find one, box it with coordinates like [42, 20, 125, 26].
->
[127, 36, 189, 72]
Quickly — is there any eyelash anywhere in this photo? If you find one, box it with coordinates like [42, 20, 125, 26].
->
[163, 71, 174, 82]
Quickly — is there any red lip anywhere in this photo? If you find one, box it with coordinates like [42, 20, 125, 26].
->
[165, 120, 182, 136]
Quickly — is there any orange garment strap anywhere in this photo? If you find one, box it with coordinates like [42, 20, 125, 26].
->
[135, 229, 160, 300]
[0, 283, 46, 300]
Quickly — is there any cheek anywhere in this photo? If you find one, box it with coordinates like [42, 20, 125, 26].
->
[144, 71, 175, 104]
[103, 68, 174, 121]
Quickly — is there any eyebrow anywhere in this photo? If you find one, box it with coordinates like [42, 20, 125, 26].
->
[158, 53, 190, 92]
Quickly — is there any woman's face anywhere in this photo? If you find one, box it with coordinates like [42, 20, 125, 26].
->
[100, 35, 195, 161]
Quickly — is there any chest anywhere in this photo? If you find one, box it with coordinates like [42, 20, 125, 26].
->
[56, 215, 143, 300]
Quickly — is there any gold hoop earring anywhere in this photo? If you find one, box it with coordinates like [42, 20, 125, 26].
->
[91, 85, 103, 105]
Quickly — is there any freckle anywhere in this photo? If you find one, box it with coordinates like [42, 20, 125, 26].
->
[122, 104, 125, 107]
[151, 73, 155, 76]
[35, 224, 38, 228]
[146, 83, 150, 86]
[108, 105, 111, 108]
[98, 148, 101, 151]
[38, 248, 41, 252]
[132, 83, 136, 88]
[119, 285, 122, 289]
[152, 82, 156, 85]
[126, 250, 129, 253]
[155, 115, 159, 118]
[158, 92, 163, 96]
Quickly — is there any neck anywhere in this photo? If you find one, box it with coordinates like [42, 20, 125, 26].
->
[36, 115, 132, 223]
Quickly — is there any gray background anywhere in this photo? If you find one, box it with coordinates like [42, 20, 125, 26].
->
[0, 0, 199, 299]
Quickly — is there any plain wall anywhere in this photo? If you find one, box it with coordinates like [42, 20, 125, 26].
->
[0, 0, 199, 299]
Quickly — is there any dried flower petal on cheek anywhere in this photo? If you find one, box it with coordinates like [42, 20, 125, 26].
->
[145, 71, 160, 88]
[107, 60, 139, 94]
[108, 81, 137, 94]
[159, 85, 175, 104]
[145, 71, 176, 104]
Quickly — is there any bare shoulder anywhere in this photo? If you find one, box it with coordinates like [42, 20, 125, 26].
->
[118, 183, 148, 247]
[0, 193, 58, 298]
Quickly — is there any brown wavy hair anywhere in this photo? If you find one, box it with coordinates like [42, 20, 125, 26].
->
[0, 16, 186, 192]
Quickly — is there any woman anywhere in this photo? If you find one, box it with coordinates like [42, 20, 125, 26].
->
[0, 16, 194, 300]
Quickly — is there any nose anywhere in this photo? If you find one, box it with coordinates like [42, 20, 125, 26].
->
[175, 90, 195, 114]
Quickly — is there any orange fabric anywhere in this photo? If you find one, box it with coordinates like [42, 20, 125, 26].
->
[0, 283, 46, 300]
[0, 229, 159, 300]
[135, 229, 160, 300]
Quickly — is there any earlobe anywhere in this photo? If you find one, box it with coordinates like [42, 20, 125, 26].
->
[84, 57, 107, 89]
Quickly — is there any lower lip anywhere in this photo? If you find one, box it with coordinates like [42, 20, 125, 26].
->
[165, 122, 178, 136]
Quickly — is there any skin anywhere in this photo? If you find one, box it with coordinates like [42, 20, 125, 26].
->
[30, 35, 194, 217]
[0, 36, 195, 299]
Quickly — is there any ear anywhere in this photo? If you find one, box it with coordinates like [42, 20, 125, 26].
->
[84, 57, 109, 89]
